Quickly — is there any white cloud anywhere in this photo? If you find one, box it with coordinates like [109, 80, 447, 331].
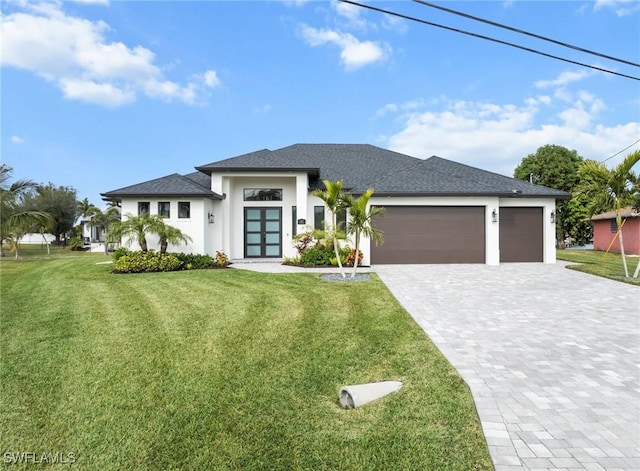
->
[202, 70, 221, 88]
[60, 78, 135, 107]
[384, 96, 640, 176]
[254, 104, 272, 115]
[71, 0, 109, 4]
[0, 2, 221, 107]
[11, 136, 25, 144]
[535, 69, 592, 89]
[299, 24, 389, 70]
[594, 0, 640, 16]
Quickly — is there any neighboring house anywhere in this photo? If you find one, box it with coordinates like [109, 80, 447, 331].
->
[102, 143, 569, 265]
[81, 217, 106, 245]
[591, 207, 640, 255]
[17, 233, 56, 244]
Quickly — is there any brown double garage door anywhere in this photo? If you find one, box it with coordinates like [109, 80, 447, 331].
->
[371, 206, 543, 264]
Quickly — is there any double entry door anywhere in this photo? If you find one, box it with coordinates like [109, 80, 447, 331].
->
[244, 207, 282, 258]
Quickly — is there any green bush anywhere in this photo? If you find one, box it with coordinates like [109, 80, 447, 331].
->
[112, 247, 130, 261]
[175, 253, 214, 270]
[114, 251, 183, 273]
[300, 247, 334, 266]
[68, 237, 85, 251]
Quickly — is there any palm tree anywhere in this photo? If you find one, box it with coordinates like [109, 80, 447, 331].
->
[343, 189, 385, 277]
[91, 207, 121, 255]
[155, 221, 192, 254]
[110, 214, 162, 253]
[578, 150, 639, 278]
[0, 164, 51, 257]
[312, 180, 348, 277]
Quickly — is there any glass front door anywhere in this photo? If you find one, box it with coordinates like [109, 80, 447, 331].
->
[244, 207, 282, 258]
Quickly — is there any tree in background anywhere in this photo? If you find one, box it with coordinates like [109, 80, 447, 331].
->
[343, 189, 385, 278]
[22, 183, 78, 245]
[0, 164, 51, 257]
[514, 144, 588, 246]
[577, 150, 640, 278]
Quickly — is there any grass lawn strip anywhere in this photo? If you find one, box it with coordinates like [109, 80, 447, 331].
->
[1, 250, 492, 470]
[557, 249, 640, 286]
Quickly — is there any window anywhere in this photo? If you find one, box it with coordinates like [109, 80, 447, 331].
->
[610, 220, 618, 233]
[292, 206, 297, 236]
[178, 202, 190, 219]
[314, 206, 325, 231]
[158, 202, 170, 218]
[244, 188, 282, 201]
[138, 202, 150, 216]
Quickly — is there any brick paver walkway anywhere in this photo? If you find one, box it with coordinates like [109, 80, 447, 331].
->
[375, 263, 639, 471]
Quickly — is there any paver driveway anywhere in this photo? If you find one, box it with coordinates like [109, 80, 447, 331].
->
[375, 262, 639, 471]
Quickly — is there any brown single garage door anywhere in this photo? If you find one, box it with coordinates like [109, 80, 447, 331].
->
[499, 207, 543, 262]
[371, 206, 485, 264]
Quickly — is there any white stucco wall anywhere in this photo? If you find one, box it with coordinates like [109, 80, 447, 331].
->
[119, 198, 211, 254]
[116, 186, 557, 265]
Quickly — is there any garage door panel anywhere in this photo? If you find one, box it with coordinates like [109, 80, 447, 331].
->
[372, 206, 485, 264]
[499, 207, 543, 262]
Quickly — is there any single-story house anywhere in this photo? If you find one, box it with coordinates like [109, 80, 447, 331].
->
[591, 207, 640, 255]
[101, 143, 569, 265]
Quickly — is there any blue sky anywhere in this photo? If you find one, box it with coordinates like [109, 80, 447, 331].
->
[2, 0, 639, 207]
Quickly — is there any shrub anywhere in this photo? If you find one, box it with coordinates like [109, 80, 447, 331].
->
[283, 255, 301, 265]
[300, 247, 333, 266]
[214, 251, 229, 268]
[345, 248, 364, 267]
[175, 252, 214, 270]
[68, 237, 85, 251]
[114, 251, 183, 273]
[112, 247, 130, 261]
[293, 231, 315, 254]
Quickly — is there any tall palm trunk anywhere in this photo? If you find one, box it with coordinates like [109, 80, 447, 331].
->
[332, 212, 345, 278]
[351, 228, 360, 278]
[616, 211, 629, 278]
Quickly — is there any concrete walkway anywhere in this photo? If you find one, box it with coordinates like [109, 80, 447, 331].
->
[375, 263, 639, 471]
[232, 260, 640, 470]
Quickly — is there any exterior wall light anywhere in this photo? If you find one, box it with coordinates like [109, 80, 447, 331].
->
[207, 211, 215, 224]
[491, 209, 498, 223]
[550, 210, 556, 224]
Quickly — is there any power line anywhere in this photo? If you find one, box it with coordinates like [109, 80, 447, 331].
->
[413, 0, 640, 68]
[599, 138, 640, 164]
[338, 0, 640, 81]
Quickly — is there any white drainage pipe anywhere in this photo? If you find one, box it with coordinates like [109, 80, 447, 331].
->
[339, 381, 403, 408]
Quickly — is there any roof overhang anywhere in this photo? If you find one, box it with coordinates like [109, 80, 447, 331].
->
[101, 192, 224, 201]
[364, 191, 571, 199]
[195, 166, 320, 179]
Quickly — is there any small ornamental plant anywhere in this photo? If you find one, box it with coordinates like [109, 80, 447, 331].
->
[345, 248, 364, 267]
[214, 251, 229, 268]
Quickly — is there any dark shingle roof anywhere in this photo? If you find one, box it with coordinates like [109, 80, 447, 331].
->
[101, 173, 222, 200]
[197, 144, 569, 198]
[362, 156, 570, 197]
[103, 144, 570, 200]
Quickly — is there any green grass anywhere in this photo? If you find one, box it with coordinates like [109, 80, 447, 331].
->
[0, 254, 491, 470]
[557, 249, 640, 286]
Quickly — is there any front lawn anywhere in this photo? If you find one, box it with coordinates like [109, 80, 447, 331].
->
[557, 249, 640, 286]
[0, 254, 492, 470]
